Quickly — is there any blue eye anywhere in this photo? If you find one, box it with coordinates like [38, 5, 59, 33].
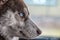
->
[19, 12, 25, 17]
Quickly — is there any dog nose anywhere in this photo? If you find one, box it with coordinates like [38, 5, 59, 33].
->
[36, 29, 41, 36]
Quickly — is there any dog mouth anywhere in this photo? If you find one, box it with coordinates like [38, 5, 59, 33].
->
[19, 31, 28, 38]
[17, 29, 41, 39]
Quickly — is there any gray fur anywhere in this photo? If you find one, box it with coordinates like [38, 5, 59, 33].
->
[0, 0, 41, 40]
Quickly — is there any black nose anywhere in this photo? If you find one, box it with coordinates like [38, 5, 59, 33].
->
[36, 29, 41, 35]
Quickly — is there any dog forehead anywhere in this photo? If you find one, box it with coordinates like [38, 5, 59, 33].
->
[18, 0, 26, 7]
[12, 0, 27, 11]
[16, 0, 27, 12]
[17, 0, 23, 1]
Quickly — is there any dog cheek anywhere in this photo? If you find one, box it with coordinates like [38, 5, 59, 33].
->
[19, 21, 25, 27]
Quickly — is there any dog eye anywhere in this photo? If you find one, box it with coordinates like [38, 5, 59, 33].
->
[19, 12, 25, 17]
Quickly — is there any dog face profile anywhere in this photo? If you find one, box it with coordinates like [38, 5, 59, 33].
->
[0, 0, 41, 40]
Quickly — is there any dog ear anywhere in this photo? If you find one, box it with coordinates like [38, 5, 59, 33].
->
[0, 0, 8, 7]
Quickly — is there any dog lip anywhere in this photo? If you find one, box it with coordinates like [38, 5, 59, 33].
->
[19, 31, 28, 38]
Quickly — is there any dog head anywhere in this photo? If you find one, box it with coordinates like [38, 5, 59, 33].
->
[0, 0, 41, 39]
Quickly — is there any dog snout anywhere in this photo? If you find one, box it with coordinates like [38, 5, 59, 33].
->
[26, 18, 41, 37]
[29, 19, 41, 35]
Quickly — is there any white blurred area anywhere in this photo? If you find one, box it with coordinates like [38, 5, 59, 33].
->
[33, 0, 46, 4]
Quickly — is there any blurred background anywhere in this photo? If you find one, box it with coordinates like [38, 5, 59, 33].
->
[24, 0, 60, 40]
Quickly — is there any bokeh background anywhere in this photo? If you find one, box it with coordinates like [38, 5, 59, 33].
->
[24, 0, 60, 39]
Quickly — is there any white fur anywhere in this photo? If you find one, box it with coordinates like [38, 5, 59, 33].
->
[12, 37, 19, 40]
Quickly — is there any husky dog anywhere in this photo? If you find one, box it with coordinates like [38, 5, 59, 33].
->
[0, 0, 41, 40]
